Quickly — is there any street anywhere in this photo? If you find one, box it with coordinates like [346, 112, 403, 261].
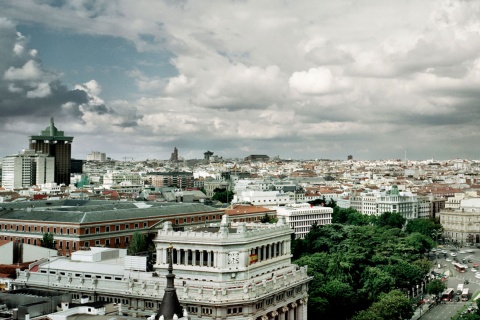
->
[414, 244, 480, 320]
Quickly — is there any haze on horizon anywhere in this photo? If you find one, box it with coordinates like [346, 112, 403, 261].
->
[1, 0, 480, 161]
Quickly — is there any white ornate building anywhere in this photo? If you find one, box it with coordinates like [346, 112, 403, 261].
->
[440, 197, 480, 245]
[14, 215, 311, 320]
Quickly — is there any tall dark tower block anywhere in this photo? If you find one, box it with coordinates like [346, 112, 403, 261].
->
[29, 117, 73, 185]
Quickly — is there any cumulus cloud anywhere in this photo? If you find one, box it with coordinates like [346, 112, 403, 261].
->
[289, 67, 351, 95]
[2, 0, 480, 160]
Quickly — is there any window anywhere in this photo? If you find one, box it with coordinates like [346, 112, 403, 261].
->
[84, 241, 89, 247]
[125, 224, 129, 230]
[144, 222, 147, 228]
[106, 226, 110, 232]
[106, 239, 110, 247]
[191, 217, 194, 222]
[96, 227, 100, 234]
[95, 240, 100, 246]
[134, 223, 139, 229]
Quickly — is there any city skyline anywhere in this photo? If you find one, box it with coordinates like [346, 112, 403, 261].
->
[1, 1, 480, 161]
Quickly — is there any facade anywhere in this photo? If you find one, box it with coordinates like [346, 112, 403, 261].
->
[439, 198, 480, 245]
[0, 200, 225, 256]
[1, 149, 54, 190]
[87, 151, 106, 161]
[376, 185, 418, 220]
[28, 117, 73, 185]
[233, 190, 290, 206]
[203, 180, 230, 198]
[275, 203, 333, 239]
[147, 172, 195, 189]
[103, 173, 143, 186]
[14, 215, 311, 320]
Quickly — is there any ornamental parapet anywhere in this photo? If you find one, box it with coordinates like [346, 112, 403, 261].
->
[14, 264, 310, 304]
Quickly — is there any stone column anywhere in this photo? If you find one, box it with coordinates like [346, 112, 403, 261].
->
[200, 250, 204, 266]
[193, 250, 197, 266]
[207, 251, 211, 267]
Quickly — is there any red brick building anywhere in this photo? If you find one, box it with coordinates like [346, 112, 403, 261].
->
[0, 200, 277, 256]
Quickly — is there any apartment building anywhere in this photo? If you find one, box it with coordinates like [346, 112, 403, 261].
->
[440, 197, 480, 245]
[275, 203, 333, 239]
[1, 149, 54, 190]
[28, 117, 73, 185]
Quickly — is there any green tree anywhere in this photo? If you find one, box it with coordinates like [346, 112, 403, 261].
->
[426, 279, 446, 298]
[376, 211, 406, 229]
[405, 218, 442, 239]
[260, 213, 277, 223]
[361, 266, 395, 301]
[41, 232, 55, 249]
[352, 309, 383, 320]
[367, 290, 414, 320]
[412, 258, 433, 276]
[211, 189, 234, 203]
[318, 279, 359, 319]
[128, 231, 148, 254]
[404, 232, 435, 254]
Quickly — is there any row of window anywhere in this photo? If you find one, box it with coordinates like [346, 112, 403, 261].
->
[4, 236, 131, 251]
[84, 223, 147, 234]
[290, 214, 330, 221]
[40, 270, 124, 281]
[2, 225, 77, 234]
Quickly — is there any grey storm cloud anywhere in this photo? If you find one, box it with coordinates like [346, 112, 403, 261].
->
[0, 18, 114, 125]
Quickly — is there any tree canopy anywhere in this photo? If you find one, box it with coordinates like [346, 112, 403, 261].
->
[294, 208, 433, 319]
[211, 189, 234, 203]
[128, 231, 148, 255]
[41, 232, 55, 249]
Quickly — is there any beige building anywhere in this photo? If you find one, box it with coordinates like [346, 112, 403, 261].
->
[439, 197, 480, 245]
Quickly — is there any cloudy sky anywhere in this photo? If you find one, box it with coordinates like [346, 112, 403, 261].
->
[1, 0, 480, 161]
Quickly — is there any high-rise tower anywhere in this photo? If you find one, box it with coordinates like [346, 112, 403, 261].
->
[28, 117, 73, 185]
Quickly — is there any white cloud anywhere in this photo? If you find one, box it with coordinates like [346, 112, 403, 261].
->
[289, 67, 350, 95]
[26, 82, 51, 98]
[3, 0, 480, 160]
[4, 60, 42, 81]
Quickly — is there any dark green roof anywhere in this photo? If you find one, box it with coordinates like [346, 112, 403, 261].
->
[0, 202, 221, 224]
